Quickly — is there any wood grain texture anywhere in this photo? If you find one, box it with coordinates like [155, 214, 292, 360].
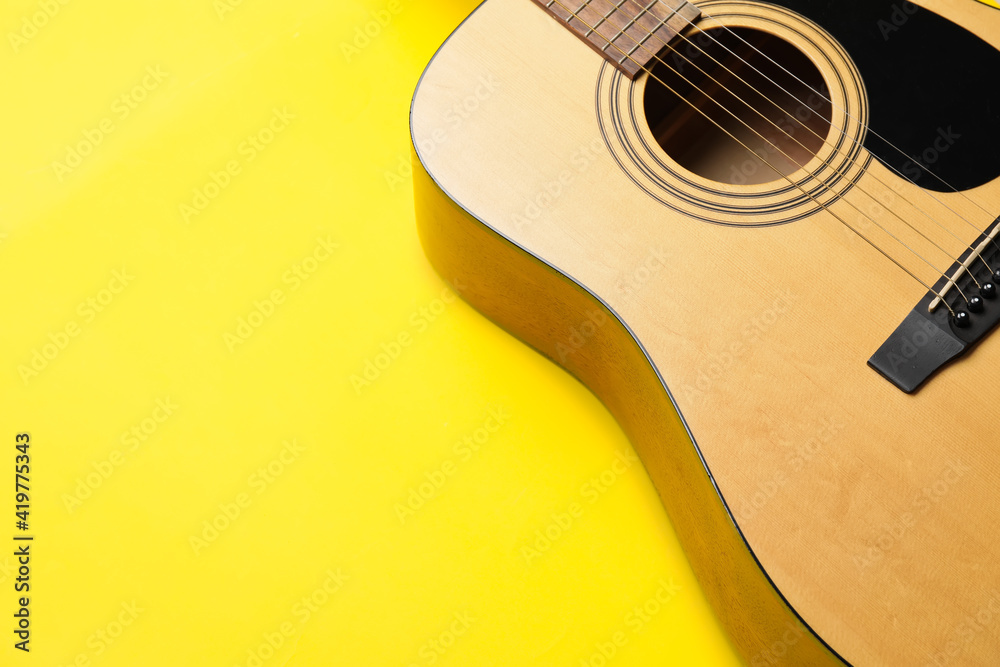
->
[413, 150, 843, 665]
[530, 0, 701, 79]
[411, 0, 1000, 664]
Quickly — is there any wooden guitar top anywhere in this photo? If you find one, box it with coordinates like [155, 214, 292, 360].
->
[411, 0, 1000, 663]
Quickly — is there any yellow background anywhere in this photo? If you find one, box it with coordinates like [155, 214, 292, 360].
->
[1, 0, 760, 664]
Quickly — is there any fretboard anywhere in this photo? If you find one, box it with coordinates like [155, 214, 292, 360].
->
[531, 0, 701, 79]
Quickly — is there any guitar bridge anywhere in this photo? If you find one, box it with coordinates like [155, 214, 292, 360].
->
[869, 215, 1000, 392]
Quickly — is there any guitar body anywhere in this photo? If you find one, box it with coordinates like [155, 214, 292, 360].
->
[410, 0, 1000, 664]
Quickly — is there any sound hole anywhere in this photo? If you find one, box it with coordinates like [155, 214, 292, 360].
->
[643, 28, 833, 186]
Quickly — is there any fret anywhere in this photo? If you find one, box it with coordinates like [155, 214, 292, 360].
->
[531, 0, 701, 79]
[617, 0, 668, 65]
[643, 1, 685, 44]
[584, 0, 629, 40]
[618, 0, 685, 63]
[607, 0, 658, 56]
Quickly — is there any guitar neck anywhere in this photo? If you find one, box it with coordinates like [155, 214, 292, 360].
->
[530, 0, 702, 78]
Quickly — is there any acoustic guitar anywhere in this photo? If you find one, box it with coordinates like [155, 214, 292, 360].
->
[410, 0, 1000, 663]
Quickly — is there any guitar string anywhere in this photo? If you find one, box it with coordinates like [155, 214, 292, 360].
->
[671, 3, 1000, 266]
[554, 0, 961, 303]
[672, 2, 1000, 261]
[549, 0, 965, 307]
[547, 0, 959, 311]
[583, 0, 983, 292]
[618, 5, 985, 286]
[640, 5, 994, 281]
